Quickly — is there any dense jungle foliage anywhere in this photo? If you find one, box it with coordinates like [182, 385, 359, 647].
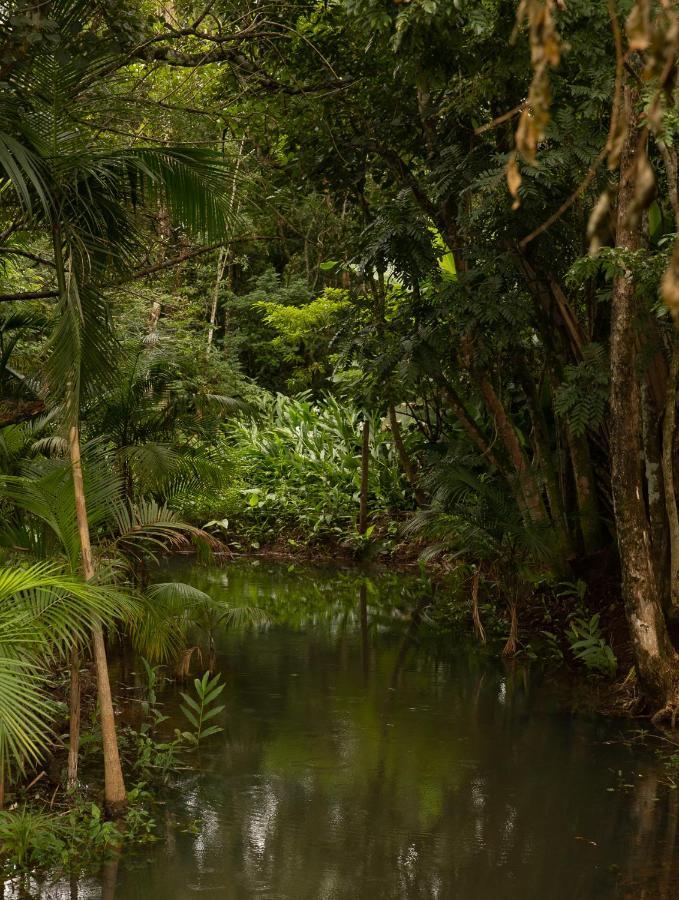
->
[3, 0, 679, 881]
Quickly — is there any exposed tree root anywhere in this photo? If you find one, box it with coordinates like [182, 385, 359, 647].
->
[502, 596, 518, 657]
[652, 699, 679, 729]
[471, 569, 486, 645]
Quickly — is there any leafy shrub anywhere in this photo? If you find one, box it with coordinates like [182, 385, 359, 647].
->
[0, 792, 155, 878]
[185, 393, 408, 543]
[178, 672, 226, 745]
[0, 807, 65, 871]
[566, 613, 617, 676]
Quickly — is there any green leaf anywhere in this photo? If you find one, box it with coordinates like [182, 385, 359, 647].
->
[179, 705, 199, 728]
[179, 693, 201, 714]
[200, 725, 223, 739]
[201, 705, 225, 723]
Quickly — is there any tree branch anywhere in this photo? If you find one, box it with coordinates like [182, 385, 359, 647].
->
[0, 289, 58, 303]
[0, 248, 56, 268]
[0, 236, 276, 302]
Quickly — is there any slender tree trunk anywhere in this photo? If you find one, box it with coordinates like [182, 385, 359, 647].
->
[67, 648, 81, 791]
[147, 300, 162, 336]
[566, 428, 604, 554]
[610, 85, 679, 713]
[207, 246, 227, 353]
[69, 424, 127, 814]
[471, 568, 486, 644]
[502, 584, 519, 657]
[147, 196, 173, 334]
[437, 376, 505, 474]
[477, 375, 547, 523]
[359, 420, 370, 535]
[521, 376, 574, 562]
[53, 223, 127, 813]
[387, 405, 426, 506]
[207, 140, 244, 354]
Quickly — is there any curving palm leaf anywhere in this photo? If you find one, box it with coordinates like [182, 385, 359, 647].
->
[0, 562, 139, 781]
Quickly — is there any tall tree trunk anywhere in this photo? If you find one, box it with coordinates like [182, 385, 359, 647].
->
[53, 223, 127, 812]
[664, 336, 679, 612]
[660, 138, 679, 616]
[69, 424, 127, 814]
[207, 139, 244, 353]
[387, 405, 426, 506]
[610, 85, 679, 713]
[642, 382, 670, 607]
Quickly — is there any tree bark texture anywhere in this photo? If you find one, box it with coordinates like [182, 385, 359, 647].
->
[610, 85, 679, 712]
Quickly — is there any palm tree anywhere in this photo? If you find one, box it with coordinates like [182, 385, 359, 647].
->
[0, 1, 238, 813]
[0, 562, 138, 806]
[0, 434, 224, 790]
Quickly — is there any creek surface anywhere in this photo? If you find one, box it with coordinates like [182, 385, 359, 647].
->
[24, 561, 679, 898]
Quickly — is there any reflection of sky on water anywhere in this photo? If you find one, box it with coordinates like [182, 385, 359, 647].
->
[13, 560, 679, 899]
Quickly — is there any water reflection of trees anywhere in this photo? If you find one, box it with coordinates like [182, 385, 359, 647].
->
[114, 619, 679, 898]
[29, 562, 679, 899]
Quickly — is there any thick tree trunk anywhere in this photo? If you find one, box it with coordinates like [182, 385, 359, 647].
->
[642, 382, 670, 606]
[663, 336, 679, 612]
[69, 424, 127, 814]
[610, 85, 679, 712]
[387, 405, 426, 506]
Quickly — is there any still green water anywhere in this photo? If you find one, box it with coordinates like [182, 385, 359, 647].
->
[24, 562, 679, 898]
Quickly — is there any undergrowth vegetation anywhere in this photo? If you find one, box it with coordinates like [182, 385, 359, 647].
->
[181, 394, 409, 546]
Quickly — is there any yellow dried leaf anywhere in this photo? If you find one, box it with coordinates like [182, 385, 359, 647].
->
[587, 190, 611, 255]
[507, 154, 522, 210]
[626, 0, 651, 51]
[516, 110, 539, 165]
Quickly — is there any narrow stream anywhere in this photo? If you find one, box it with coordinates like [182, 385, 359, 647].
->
[25, 562, 679, 898]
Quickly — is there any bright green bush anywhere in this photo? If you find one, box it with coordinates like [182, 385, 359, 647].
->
[180, 394, 409, 543]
